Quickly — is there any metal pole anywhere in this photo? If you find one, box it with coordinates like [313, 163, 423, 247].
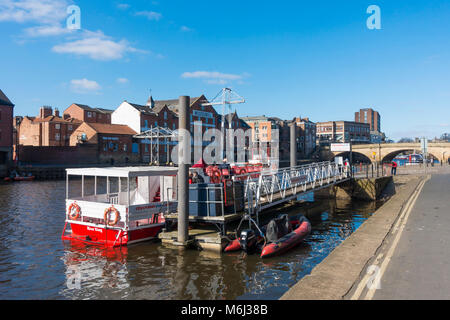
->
[177, 96, 190, 244]
[290, 123, 297, 168]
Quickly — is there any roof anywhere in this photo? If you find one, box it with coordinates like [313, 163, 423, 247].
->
[126, 102, 157, 116]
[160, 96, 203, 114]
[66, 166, 178, 178]
[71, 103, 113, 114]
[85, 122, 137, 135]
[126, 96, 204, 116]
[33, 115, 82, 124]
[0, 89, 14, 107]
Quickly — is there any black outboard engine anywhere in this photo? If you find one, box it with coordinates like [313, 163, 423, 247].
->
[239, 229, 257, 253]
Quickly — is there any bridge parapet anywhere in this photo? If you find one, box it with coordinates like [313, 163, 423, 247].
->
[327, 142, 450, 163]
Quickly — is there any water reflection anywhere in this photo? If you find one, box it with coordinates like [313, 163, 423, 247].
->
[0, 180, 381, 300]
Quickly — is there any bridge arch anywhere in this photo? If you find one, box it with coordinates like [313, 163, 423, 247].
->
[382, 150, 440, 163]
[332, 151, 372, 163]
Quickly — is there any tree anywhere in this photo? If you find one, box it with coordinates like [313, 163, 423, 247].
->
[398, 137, 414, 143]
[440, 133, 450, 142]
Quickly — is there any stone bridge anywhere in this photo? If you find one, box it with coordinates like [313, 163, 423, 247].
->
[322, 142, 450, 163]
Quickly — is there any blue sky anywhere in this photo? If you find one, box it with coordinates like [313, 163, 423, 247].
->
[1, 0, 449, 141]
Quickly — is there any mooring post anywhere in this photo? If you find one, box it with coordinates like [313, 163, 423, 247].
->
[290, 122, 297, 168]
[177, 95, 190, 244]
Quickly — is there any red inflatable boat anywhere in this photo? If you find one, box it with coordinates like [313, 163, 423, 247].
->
[224, 215, 311, 258]
[260, 217, 311, 259]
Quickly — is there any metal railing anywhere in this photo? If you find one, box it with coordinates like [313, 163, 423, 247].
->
[234, 161, 350, 215]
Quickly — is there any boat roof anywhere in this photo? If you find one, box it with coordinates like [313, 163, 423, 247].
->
[66, 166, 178, 178]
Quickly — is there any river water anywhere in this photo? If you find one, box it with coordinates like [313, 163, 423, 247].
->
[0, 180, 381, 300]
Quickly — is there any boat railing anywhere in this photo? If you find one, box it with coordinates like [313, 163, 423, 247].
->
[108, 194, 119, 205]
[165, 183, 247, 219]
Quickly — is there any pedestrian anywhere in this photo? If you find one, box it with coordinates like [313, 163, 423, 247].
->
[391, 161, 398, 176]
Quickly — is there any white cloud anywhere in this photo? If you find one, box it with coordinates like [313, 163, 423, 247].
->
[24, 24, 73, 37]
[0, 0, 69, 24]
[181, 71, 250, 85]
[117, 3, 130, 10]
[205, 79, 228, 85]
[116, 77, 129, 84]
[70, 78, 101, 93]
[180, 25, 192, 32]
[52, 31, 145, 61]
[181, 71, 244, 81]
[135, 11, 162, 21]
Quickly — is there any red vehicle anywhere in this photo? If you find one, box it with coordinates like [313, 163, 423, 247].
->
[62, 166, 178, 247]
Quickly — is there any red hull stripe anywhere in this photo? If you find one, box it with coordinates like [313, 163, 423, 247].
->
[63, 223, 164, 247]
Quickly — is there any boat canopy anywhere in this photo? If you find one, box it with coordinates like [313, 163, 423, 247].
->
[66, 166, 178, 178]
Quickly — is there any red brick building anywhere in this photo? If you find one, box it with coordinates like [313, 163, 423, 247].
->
[355, 108, 381, 132]
[112, 94, 222, 163]
[70, 122, 138, 164]
[17, 106, 81, 147]
[64, 103, 113, 124]
[316, 120, 370, 146]
[0, 89, 14, 175]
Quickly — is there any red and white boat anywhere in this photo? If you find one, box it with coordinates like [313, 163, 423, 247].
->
[62, 166, 178, 247]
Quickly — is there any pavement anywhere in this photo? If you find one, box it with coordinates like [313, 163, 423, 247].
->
[280, 174, 424, 300]
[371, 171, 450, 299]
[280, 166, 450, 300]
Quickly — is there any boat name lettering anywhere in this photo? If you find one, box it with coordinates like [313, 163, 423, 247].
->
[136, 205, 157, 211]
[87, 227, 103, 233]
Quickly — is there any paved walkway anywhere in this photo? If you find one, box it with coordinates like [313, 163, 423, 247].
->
[373, 172, 450, 299]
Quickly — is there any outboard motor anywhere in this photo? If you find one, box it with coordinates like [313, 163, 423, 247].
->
[239, 229, 257, 253]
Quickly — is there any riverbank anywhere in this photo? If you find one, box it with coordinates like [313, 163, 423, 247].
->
[280, 174, 424, 300]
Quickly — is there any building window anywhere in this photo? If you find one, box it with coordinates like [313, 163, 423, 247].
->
[123, 144, 128, 152]
[87, 112, 92, 118]
[68, 125, 73, 131]
[55, 124, 60, 130]
[154, 121, 158, 127]
[144, 120, 148, 128]
[55, 133, 60, 141]
[164, 111, 168, 120]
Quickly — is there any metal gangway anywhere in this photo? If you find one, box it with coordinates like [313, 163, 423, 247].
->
[235, 161, 351, 218]
[164, 161, 351, 235]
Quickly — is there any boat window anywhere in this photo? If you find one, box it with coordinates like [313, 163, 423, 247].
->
[67, 175, 82, 199]
[83, 176, 96, 196]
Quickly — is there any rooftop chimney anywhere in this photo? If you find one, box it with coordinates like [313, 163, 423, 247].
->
[39, 106, 52, 119]
[54, 108, 60, 117]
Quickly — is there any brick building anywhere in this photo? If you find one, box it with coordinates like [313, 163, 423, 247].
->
[355, 108, 381, 132]
[0, 89, 14, 175]
[316, 120, 370, 146]
[293, 117, 317, 157]
[241, 116, 283, 164]
[112, 94, 222, 163]
[64, 103, 113, 124]
[242, 115, 317, 166]
[17, 106, 81, 147]
[70, 122, 138, 164]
